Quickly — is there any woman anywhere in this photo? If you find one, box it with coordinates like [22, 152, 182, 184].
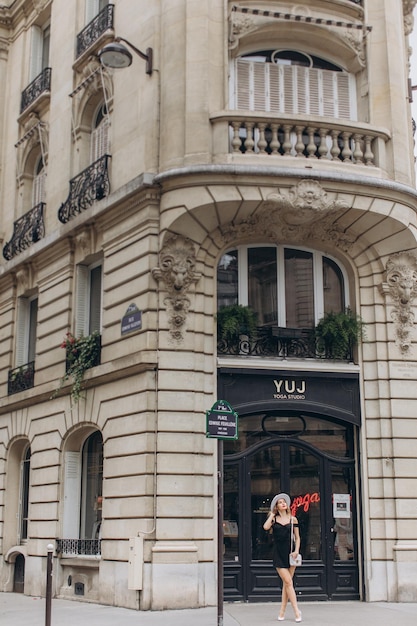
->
[263, 493, 302, 622]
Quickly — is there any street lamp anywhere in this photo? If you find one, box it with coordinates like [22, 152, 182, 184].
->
[99, 37, 153, 75]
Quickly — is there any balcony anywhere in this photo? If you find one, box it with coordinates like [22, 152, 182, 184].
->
[8, 362, 35, 395]
[211, 113, 390, 169]
[217, 326, 355, 362]
[58, 155, 110, 224]
[76, 4, 114, 58]
[20, 68, 51, 114]
[3, 203, 45, 261]
[56, 539, 101, 557]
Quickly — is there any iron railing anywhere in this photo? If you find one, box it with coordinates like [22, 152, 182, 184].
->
[8, 361, 35, 395]
[3, 203, 45, 261]
[20, 68, 51, 114]
[76, 4, 114, 58]
[56, 539, 101, 556]
[217, 326, 354, 361]
[58, 155, 110, 223]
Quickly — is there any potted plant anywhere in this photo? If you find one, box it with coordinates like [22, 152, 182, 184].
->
[315, 308, 365, 360]
[217, 304, 258, 353]
[52, 331, 101, 402]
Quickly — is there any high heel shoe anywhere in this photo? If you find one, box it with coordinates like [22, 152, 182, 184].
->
[295, 610, 302, 623]
[278, 617, 285, 622]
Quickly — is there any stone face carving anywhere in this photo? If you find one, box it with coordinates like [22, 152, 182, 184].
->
[220, 180, 354, 252]
[383, 252, 417, 352]
[152, 235, 201, 341]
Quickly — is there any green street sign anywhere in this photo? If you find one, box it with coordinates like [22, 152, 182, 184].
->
[206, 400, 238, 440]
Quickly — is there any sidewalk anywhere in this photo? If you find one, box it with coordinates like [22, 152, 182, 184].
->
[1, 592, 417, 626]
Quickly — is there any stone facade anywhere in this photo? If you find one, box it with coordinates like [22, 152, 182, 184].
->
[0, 0, 417, 611]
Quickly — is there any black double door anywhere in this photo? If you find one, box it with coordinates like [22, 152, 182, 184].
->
[223, 439, 360, 601]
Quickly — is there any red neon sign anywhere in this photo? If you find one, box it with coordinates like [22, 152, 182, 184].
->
[291, 492, 320, 515]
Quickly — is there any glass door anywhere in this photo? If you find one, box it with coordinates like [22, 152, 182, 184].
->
[224, 434, 360, 601]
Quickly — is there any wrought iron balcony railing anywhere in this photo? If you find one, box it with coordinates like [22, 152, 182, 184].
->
[20, 68, 52, 114]
[3, 203, 45, 261]
[56, 538, 101, 556]
[8, 361, 35, 395]
[58, 155, 110, 224]
[217, 326, 354, 361]
[76, 4, 114, 58]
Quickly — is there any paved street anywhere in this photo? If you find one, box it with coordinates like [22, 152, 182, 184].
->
[1, 593, 417, 626]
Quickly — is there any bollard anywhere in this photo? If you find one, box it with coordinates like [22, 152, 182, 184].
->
[45, 543, 54, 626]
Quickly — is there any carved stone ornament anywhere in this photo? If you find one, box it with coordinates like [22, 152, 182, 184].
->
[152, 235, 202, 341]
[219, 180, 354, 252]
[382, 252, 417, 352]
[404, 1, 417, 35]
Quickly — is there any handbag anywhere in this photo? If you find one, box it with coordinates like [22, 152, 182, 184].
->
[290, 517, 302, 566]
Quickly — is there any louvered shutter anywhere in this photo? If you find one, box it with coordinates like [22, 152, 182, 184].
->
[90, 116, 109, 163]
[16, 298, 30, 366]
[63, 451, 81, 538]
[29, 26, 43, 81]
[85, 0, 99, 23]
[32, 170, 46, 206]
[336, 73, 352, 120]
[75, 265, 89, 337]
[236, 60, 251, 109]
[234, 58, 354, 120]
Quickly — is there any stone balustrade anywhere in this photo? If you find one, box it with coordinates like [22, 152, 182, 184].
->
[211, 113, 390, 169]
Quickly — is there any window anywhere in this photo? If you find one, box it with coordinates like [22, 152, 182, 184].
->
[63, 431, 103, 544]
[75, 262, 102, 337]
[231, 49, 356, 121]
[16, 296, 38, 366]
[19, 447, 31, 542]
[29, 24, 50, 81]
[217, 245, 347, 328]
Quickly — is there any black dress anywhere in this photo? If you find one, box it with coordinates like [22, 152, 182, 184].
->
[271, 518, 298, 569]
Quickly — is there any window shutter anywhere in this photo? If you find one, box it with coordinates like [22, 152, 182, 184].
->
[90, 117, 109, 163]
[85, 0, 99, 23]
[322, 71, 336, 118]
[32, 170, 46, 206]
[233, 58, 355, 121]
[29, 26, 43, 81]
[336, 73, 351, 120]
[75, 265, 89, 337]
[16, 298, 30, 366]
[236, 59, 251, 109]
[63, 451, 81, 538]
[308, 68, 320, 116]
[253, 62, 267, 111]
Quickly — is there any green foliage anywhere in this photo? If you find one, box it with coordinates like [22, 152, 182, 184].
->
[52, 331, 101, 402]
[315, 309, 365, 359]
[217, 304, 258, 342]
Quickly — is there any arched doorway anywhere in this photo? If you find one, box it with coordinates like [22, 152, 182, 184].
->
[13, 553, 25, 593]
[223, 411, 360, 601]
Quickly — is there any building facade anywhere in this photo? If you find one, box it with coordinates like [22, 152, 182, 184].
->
[0, 0, 417, 611]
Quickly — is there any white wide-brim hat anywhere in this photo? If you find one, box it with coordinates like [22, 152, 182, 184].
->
[270, 493, 291, 511]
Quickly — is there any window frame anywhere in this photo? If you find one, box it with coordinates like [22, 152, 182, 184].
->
[16, 295, 38, 367]
[75, 261, 103, 337]
[218, 244, 350, 328]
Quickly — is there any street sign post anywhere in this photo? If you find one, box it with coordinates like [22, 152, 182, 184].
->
[206, 400, 238, 626]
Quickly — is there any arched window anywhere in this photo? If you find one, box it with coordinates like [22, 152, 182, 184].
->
[20, 447, 31, 542]
[217, 245, 348, 329]
[63, 430, 103, 550]
[230, 49, 356, 120]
